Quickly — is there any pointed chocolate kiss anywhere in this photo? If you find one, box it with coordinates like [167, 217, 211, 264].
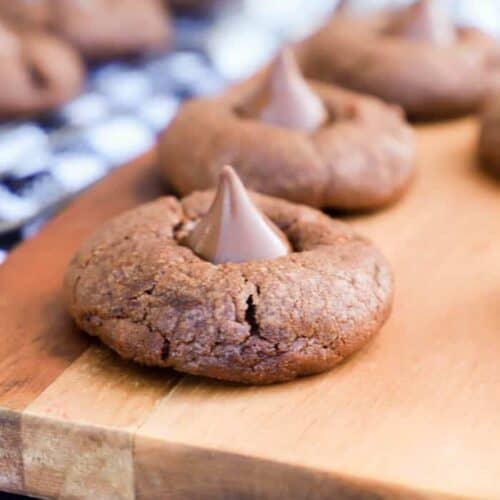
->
[259, 49, 327, 133]
[184, 166, 292, 264]
[385, 0, 456, 46]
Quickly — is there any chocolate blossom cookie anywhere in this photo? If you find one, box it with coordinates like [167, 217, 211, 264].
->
[0, 0, 172, 59]
[64, 166, 393, 384]
[0, 18, 83, 118]
[159, 49, 415, 212]
[296, 0, 499, 119]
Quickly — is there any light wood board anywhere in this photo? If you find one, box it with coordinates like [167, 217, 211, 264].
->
[1, 118, 500, 499]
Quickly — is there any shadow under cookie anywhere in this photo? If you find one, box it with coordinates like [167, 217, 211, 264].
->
[479, 93, 500, 179]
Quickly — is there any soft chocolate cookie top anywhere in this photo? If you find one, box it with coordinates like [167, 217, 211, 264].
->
[159, 51, 415, 212]
[64, 183, 393, 384]
[296, 0, 500, 119]
[0, 18, 83, 118]
[0, 0, 172, 59]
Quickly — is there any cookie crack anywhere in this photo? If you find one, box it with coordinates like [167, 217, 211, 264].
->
[161, 337, 170, 361]
[142, 281, 157, 297]
[241, 283, 286, 371]
[240, 275, 264, 340]
[244, 291, 260, 337]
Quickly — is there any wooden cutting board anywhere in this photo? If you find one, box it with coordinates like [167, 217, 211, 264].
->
[1, 117, 499, 500]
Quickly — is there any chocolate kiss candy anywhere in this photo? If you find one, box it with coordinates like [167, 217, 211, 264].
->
[185, 165, 292, 264]
[385, 0, 456, 46]
[259, 49, 327, 133]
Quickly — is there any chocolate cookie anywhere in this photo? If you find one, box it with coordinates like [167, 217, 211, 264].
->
[478, 93, 500, 178]
[159, 60, 414, 212]
[0, 0, 172, 59]
[63, 193, 393, 384]
[296, 1, 499, 119]
[0, 19, 83, 118]
[0, 0, 51, 26]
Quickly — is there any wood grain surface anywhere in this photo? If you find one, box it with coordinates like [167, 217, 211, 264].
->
[0, 118, 499, 499]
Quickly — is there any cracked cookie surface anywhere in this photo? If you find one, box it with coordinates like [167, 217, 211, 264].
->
[63, 192, 394, 384]
[159, 79, 414, 212]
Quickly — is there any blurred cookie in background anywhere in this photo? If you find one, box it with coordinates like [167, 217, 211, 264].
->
[0, 18, 83, 118]
[0, 0, 51, 26]
[297, 0, 500, 119]
[53, 0, 173, 59]
[0, 0, 172, 59]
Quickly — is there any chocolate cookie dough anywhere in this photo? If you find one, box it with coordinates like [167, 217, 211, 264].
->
[479, 93, 500, 178]
[63, 184, 393, 384]
[0, 0, 172, 59]
[0, 19, 83, 118]
[159, 51, 415, 211]
[296, 0, 499, 119]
